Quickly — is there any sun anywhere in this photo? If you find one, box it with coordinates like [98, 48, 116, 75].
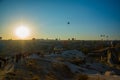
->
[15, 25, 30, 39]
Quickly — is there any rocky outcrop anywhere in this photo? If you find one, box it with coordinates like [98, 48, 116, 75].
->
[107, 48, 119, 64]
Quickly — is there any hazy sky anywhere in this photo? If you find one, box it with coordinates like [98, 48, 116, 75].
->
[0, 0, 120, 40]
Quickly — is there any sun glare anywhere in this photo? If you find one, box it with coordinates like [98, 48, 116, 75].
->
[15, 25, 30, 39]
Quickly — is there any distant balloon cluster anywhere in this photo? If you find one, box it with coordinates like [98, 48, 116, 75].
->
[100, 35, 109, 40]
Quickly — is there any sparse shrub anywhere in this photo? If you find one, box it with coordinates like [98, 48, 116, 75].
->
[75, 74, 88, 80]
[70, 59, 84, 65]
[26, 59, 42, 71]
[29, 71, 33, 76]
[32, 75, 40, 80]
[52, 62, 73, 78]
[90, 76, 106, 80]
[56, 57, 64, 61]
[45, 72, 57, 80]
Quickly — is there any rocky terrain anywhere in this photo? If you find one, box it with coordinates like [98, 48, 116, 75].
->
[0, 50, 120, 80]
